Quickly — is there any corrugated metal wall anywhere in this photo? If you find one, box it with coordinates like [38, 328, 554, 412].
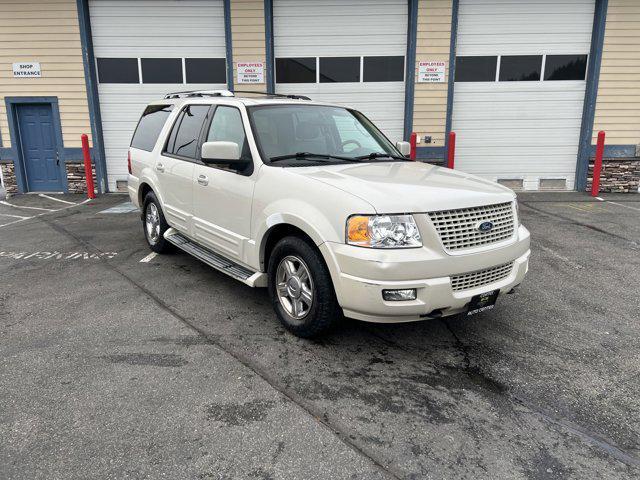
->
[413, 0, 452, 148]
[0, 0, 91, 148]
[593, 0, 640, 146]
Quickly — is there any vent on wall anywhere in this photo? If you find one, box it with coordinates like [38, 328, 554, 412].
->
[116, 180, 128, 192]
[539, 179, 567, 191]
[497, 179, 524, 190]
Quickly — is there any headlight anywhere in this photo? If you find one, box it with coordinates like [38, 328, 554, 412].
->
[346, 214, 422, 248]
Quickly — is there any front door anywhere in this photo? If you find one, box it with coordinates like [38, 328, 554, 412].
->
[192, 105, 254, 263]
[16, 104, 62, 192]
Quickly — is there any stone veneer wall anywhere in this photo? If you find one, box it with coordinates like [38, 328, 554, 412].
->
[586, 158, 640, 193]
[66, 163, 96, 194]
[1, 163, 18, 195]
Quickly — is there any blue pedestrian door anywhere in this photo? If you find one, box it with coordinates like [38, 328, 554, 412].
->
[16, 104, 62, 192]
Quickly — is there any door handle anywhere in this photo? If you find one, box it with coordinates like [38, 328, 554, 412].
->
[197, 174, 209, 186]
[56, 151, 60, 166]
[156, 163, 165, 173]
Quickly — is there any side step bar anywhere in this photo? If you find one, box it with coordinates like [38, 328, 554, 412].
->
[164, 228, 267, 287]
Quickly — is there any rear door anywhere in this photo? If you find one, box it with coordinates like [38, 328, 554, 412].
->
[191, 105, 255, 262]
[156, 104, 211, 233]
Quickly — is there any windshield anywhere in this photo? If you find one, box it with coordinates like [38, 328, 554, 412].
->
[247, 104, 402, 165]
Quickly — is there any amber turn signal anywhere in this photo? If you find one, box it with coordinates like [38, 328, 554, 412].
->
[347, 215, 370, 246]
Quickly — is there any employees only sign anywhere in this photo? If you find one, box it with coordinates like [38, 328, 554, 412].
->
[237, 62, 264, 84]
[418, 61, 446, 83]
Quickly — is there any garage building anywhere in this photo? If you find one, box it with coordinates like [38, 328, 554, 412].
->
[1, 0, 638, 195]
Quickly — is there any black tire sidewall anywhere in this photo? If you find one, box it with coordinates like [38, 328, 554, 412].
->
[267, 236, 341, 338]
[142, 192, 172, 253]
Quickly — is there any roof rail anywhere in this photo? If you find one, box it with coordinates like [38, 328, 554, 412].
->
[232, 90, 311, 101]
[163, 89, 235, 99]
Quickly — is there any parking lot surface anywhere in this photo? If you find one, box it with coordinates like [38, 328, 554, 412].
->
[1, 192, 639, 479]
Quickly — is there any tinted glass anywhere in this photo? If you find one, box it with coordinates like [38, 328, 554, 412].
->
[141, 58, 183, 83]
[455, 56, 497, 82]
[166, 105, 210, 158]
[97, 58, 139, 83]
[319, 57, 360, 82]
[499, 55, 542, 81]
[185, 58, 226, 84]
[131, 105, 174, 151]
[363, 56, 404, 82]
[276, 58, 316, 83]
[544, 54, 588, 81]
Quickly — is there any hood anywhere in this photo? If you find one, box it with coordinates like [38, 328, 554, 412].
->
[289, 161, 515, 213]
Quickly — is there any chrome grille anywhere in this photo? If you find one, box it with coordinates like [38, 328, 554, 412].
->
[451, 262, 514, 292]
[428, 202, 515, 251]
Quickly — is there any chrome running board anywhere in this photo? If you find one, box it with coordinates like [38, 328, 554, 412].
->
[164, 228, 267, 287]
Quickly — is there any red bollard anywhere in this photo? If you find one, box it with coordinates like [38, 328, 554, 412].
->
[81, 134, 96, 199]
[591, 131, 605, 197]
[409, 132, 417, 160]
[447, 131, 456, 169]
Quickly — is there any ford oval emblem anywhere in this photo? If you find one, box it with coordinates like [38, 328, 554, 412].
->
[477, 221, 494, 232]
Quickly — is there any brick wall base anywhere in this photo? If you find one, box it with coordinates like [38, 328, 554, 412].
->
[1, 163, 18, 195]
[66, 163, 97, 195]
[586, 158, 640, 193]
[0, 162, 97, 195]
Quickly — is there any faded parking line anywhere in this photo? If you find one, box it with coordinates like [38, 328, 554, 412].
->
[0, 198, 92, 229]
[38, 193, 77, 205]
[139, 252, 158, 263]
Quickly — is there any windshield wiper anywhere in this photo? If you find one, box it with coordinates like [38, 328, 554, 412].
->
[269, 152, 357, 163]
[354, 152, 410, 161]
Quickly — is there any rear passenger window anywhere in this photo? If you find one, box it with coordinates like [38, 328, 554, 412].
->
[131, 105, 174, 151]
[165, 105, 210, 159]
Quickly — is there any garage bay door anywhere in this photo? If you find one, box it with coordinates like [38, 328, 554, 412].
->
[452, 0, 595, 190]
[89, 0, 227, 191]
[273, 0, 408, 142]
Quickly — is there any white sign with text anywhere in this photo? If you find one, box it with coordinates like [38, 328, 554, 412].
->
[237, 62, 264, 84]
[13, 62, 41, 78]
[418, 61, 445, 83]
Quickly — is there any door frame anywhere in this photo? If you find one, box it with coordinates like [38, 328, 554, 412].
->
[5, 97, 67, 193]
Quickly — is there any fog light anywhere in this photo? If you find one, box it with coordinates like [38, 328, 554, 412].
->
[382, 289, 417, 301]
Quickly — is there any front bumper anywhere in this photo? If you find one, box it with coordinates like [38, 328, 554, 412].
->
[319, 226, 530, 323]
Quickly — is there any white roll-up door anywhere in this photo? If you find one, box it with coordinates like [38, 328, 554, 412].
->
[451, 0, 595, 190]
[273, 0, 408, 142]
[90, 0, 227, 191]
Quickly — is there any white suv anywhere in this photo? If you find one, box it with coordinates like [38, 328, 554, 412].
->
[128, 90, 530, 337]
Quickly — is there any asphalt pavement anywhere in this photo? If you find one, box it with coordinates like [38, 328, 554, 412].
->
[0, 191, 638, 479]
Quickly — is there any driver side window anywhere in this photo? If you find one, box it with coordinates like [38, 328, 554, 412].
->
[206, 106, 250, 159]
[332, 113, 381, 154]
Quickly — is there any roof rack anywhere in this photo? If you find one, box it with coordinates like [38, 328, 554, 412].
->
[163, 89, 312, 101]
[163, 89, 235, 99]
[232, 90, 311, 101]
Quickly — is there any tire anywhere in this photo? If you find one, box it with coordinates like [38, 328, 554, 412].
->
[267, 236, 342, 338]
[142, 191, 174, 254]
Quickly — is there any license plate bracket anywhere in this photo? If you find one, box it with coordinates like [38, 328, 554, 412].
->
[467, 289, 499, 316]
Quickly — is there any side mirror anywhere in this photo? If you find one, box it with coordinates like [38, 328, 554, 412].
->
[396, 141, 411, 157]
[201, 141, 242, 164]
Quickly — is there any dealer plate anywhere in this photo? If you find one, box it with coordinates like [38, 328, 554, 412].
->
[467, 289, 499, 316]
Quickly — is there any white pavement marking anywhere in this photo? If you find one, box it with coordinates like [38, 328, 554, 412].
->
[99, 201, 139, 214]
[536, 243, 584, 270]
[0, 200, 55, 211]
[605, 201, 640, 212]
[0, 212, 32, 220]
[0, 198, 91, 229]
[139, 252, 158, 263]
[38, 193, 77, 205]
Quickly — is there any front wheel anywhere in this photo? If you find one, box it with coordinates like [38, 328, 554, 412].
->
[142, 192, 173, 253]
[267, 236, 342, 338]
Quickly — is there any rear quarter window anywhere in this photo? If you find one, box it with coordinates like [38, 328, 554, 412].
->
[131, 105, 174, 151]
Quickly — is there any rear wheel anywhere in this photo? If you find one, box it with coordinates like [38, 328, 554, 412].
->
[268, 236, 342, 338]
[142, 192, 173, 253]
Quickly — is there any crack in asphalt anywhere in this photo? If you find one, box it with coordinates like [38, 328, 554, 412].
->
[520, 202, 639, 249]
[22, 203, 640, 473]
